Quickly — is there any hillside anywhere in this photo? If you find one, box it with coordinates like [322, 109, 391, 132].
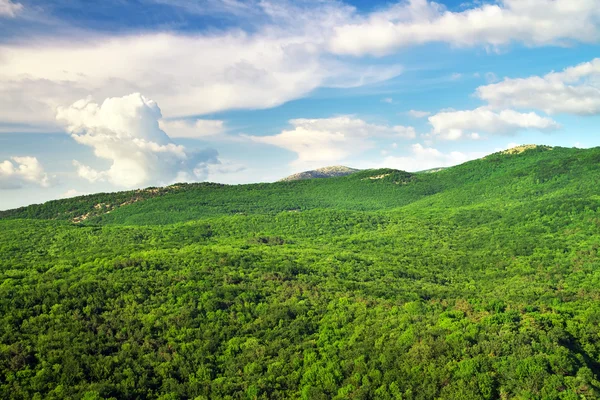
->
[278, 165, 360, 182]
[2, 145, 600, 399]
[3, 145, 598, 225]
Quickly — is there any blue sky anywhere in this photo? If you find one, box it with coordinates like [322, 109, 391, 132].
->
[1, 0, 600, 209]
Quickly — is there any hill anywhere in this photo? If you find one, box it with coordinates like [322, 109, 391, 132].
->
[278, 165, 360, 181]
[2, 144, 596, 225]
[2, 145, 600, 399]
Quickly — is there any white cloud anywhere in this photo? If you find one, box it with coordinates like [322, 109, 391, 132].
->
[428, 107, 560, 140]
[477, 58, 600, 115]
[407, 110, 431, 118]
[61, 188, 87, 199]
[329, 0, 600, 56]
[382, 97, 394, 103]
[0, 1, 403, 131]
[0, 156, 50, 189]
[2, 0, 599, 133]
[159, 119, 226, 139]
[72, 161, 105, 184]
[248, 116, 416, 167]
[382, 143, 486, 171]
[0, 33, 325, 125]
[0, 0, 22, 17]
[56, 93, 220, 188]
[207, 160, 246, 175]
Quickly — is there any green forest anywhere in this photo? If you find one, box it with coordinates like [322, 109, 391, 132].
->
[2, 145, 600, 399]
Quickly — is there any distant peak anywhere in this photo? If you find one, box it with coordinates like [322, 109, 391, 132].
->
[313, 166, 357, 174]
[279, 166, 360, 182]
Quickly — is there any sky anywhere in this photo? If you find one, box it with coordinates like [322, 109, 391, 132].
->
[1, 0, 600, 210]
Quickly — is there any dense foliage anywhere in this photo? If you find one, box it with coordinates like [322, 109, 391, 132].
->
[2, 146, 600, 399]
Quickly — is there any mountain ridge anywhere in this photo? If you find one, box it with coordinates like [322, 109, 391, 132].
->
[278, 165, 360, 181]
[0, 144, 593, 226]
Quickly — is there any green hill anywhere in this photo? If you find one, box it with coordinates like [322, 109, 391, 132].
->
[2, 145, 600, 399]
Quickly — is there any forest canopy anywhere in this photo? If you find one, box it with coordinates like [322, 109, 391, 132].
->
[1, 146, 600, 399]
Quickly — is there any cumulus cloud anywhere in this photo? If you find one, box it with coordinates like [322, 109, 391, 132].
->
[329, 0, 600, 56]
[0, 0, 22, 17]
[159, 119, 226, 139]
[382, 143, 486, 171]
[56, 93, 220, 188]
[428, 107, 560, 140]
[407, 110, 431, 118]
[0, 156, 50, 189]
[477, 58, 600, 115]
[248, 116, 416, 167]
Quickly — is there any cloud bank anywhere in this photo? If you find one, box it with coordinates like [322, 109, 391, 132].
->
[4, 1, 600, 131]
[428, 108, 560, 140]
[249, 116, 415, 168]
[0, 156, 50, 189]
[424, 58, 600, 141]
[329, 0, 600, 56]
[56, 93, 220, 188]
[477, 58, 600, 115]
[0, 4, 401, 131]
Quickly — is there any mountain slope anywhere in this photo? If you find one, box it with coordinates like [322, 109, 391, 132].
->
[3, 145, 599, 225]
[2, 145, 600, 398]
